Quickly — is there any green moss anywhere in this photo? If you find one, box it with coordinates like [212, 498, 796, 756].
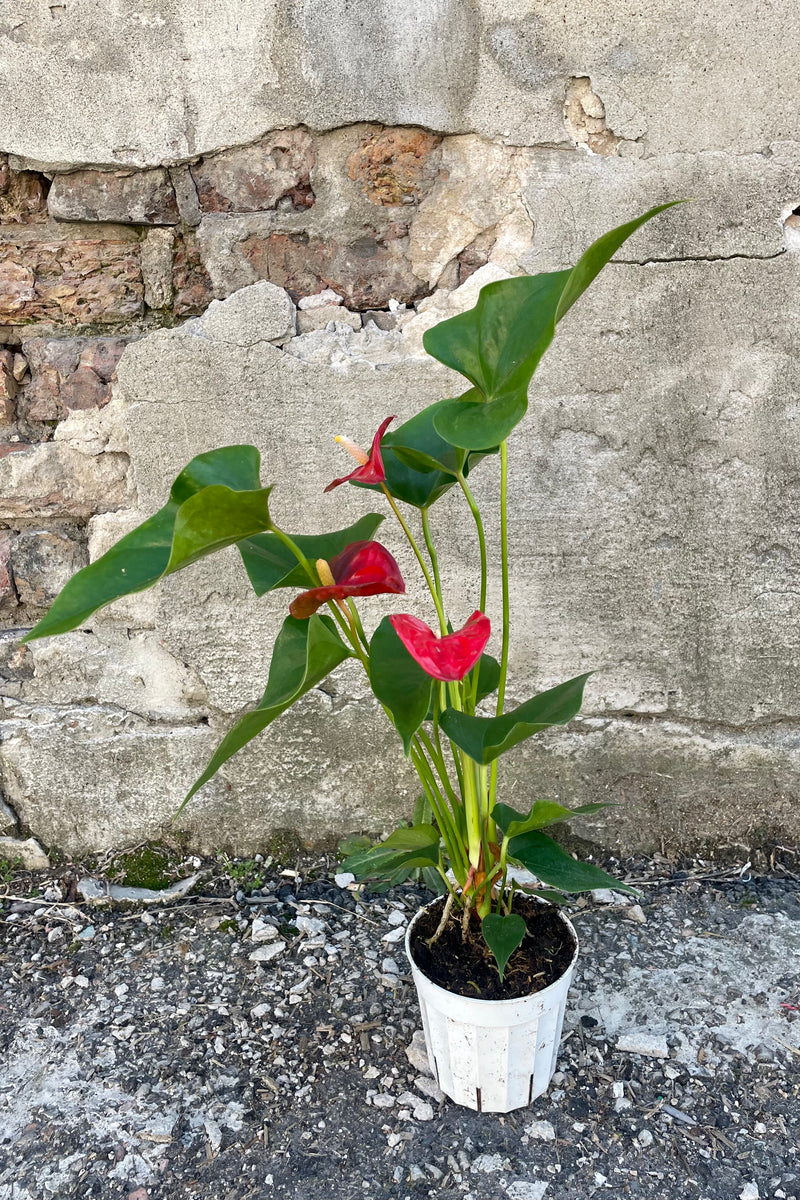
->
[217, 918, 238, 934]
[115, 844, 174, 890]
[0, 857, 21, 884]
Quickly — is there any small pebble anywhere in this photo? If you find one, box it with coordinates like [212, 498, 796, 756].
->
[615, 1032, 669, 1058]
[524, 1119, 555, 1141]
[249, 941, 286, 963]
[637, 1129, 654, 1147]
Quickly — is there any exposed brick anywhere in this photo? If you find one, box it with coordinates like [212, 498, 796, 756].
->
[0, 156, 49, 224]
[240, 231, 426, 310]
[0, 229, 143, 326]
[0, 349, 17, 423]
[0, 530, 17, 610]
[191, 129, 315, 214]
[347, 128, 442, 206]
[23, 336, 131, 423]
[173, 230, 213, 317]
[11, 529, 87, 608]
[48, 167, 179, 225]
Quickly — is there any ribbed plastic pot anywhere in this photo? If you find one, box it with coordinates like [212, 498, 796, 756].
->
[404, 901, 579, 1112]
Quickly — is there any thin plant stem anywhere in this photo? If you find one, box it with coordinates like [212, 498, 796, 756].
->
[420, 508, 444, 604]
[380, 485, 447, 634]
[268, 525, 316, 583]
[457, 473, 487, 613]
[488, 440, 510, 814]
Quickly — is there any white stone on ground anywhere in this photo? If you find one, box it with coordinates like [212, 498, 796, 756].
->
[405, 1030, 432, 1075]
[524, 1119, 555, 1141]
[505, 1183, 548, 1200]
[250, 917, 280, 942]
[249, 942, 285, 964]
[615, 1032, 669, 1058]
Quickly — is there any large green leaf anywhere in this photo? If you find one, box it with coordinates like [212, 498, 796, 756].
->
[482, 912, 527, 982]
[356, 399, 497, 509]
[239, 513, 385, 596]
[180, 614, 350, 808]
[341, 824, 441, 878]
[165, 485, 273, 573]
[508, 830, 637, 894]
[427, 203, 681, 450]
[440, 673, 591, 765]
[493, 799, 610, 840]
[22, 446, 267, 641]
[370, 617, 433, 754]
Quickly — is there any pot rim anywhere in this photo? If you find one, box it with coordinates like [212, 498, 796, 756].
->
[404, 893, 580, 1010]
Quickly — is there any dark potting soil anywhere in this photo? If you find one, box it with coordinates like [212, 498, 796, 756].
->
[409, 894, 576, 1001]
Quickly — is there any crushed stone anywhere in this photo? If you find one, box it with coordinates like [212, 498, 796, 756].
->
[0, 850, 798, 1200]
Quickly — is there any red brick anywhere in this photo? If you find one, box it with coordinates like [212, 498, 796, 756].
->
[0, 156, 49, 225]
[23, 336, 130, 422]
[173, 231, 213, 317]
[240, 231, 426, 310]
[191, 129, 315, 214]
[48, 167, 179, 225]
[347, 128, 442, 206]
[0, 230, 143, 326]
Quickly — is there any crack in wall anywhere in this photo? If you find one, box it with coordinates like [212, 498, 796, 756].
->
[615, 250, 788, 266]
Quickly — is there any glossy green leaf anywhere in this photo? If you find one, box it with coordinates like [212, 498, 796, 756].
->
[508, 830, 637, 894]
[482, 912, 527, 981]
[474, 653, 501, 704]
[493, 799, 610, 840]
[165, 485, 273, 573]
[370, 617, 434, 754]
[23, 445, 266, 642]
[427, 204, 682, 450]
[239, 512, 385, 596]
[356, 399, 497, 509]
[341, 824, 441, 879]
[179, 614, 350, 809]
[440, 672, 591, 765]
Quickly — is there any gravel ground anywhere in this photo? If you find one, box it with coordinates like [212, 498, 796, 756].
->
[1, 850, 799, 1200]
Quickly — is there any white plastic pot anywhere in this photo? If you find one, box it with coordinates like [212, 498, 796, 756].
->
[404, 901, 579, 1112]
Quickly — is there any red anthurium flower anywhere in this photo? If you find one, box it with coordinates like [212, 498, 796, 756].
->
[389, 611, 491, 682]
[324, 415, 396, 492]
[289, 540, 405, 619]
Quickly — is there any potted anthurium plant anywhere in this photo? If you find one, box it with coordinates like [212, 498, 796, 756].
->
[23, 202, 677, 1112]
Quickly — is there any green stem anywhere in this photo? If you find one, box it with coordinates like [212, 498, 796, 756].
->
[421, 508, 444, 607]
[269, 525, 316, 583]
[488, 441, 511, 814]
[496, 441, 511, 715]
[456, 473, 487, 614]
[381, 485, 447, 634]
[410, 740, 466, 881]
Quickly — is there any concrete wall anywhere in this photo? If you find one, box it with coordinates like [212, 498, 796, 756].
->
[1, 3, 799, 858]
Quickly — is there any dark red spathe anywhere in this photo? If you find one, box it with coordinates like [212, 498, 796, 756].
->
[324, 415, 395, 492]
[290, 540, 405, 619]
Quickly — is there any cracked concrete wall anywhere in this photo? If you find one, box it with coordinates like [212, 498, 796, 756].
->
[0, 2, 799, 858]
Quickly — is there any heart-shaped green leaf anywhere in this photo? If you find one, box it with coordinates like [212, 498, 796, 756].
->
[178, 613, 350, 810]
[440, 673, 591, 765]
[355, 399, 497, 508]
[508, 830, 637, 894]
[239, 512, 385, 596]
[493, 800, 610, 840]
[482, 912, 527, 982]
[165, 484, 273, 573]
[370, 617, 434, 754]
[23, 445, 269, 642]
[427, 203, 683, 450]
[341, 824, 441, 879]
